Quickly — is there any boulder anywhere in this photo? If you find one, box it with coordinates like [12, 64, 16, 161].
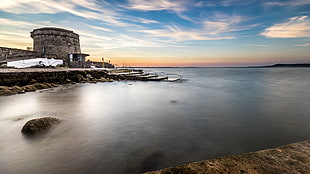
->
[21, 117, 60, 135]
[75, 74, 85, 82]
[22, 85, 36, 92]
[0, 86, 15, 95]
[85, 74, 93, 80]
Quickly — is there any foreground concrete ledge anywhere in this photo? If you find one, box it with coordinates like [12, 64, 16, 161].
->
[144, 140, 310, 174]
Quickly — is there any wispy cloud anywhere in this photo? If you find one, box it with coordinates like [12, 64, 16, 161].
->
[0, 18, 38, 27]
[220, 0, 257, 7]
[86, 24, 113, 32]
[124, 0, 206, 22]
[138, 24, 235, 41]
[122, 17, 159, 24]
[264, 0, 310, 7]
[0, 17, 43, 48]
[245, 44, 269, 47]
[0, 30, 32, 48]
[0, 0, 156, 27]
[136, 14, 252, 41]
[125, 0, 188, 12]
[75, 29, 162, 50]
[296, 43, 310, 46]
[261, 16, 310, 38]
[201, 14, 246, 34]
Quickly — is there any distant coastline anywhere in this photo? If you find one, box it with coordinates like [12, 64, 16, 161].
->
[261, 63, 310, 68]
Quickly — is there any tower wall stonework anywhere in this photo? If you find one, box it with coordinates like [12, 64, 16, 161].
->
[30, 27, 81, 64]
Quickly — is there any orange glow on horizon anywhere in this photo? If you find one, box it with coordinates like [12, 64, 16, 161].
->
[87, 56, 283, 67]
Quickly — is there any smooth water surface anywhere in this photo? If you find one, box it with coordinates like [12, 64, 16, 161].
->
[0, 68, 310, 174]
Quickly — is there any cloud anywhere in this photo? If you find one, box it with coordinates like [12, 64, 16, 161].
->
[0, 18, 43, 48]
[125, 0, 188, 12]
[0, 18, 38, 27]
[264, 0, 310, 7]
[124, 0, 206, 22]
[0, 30, 33, 48]
[220, 0, 257, 6]
[261, 16, 310, 38]
[296, 43, 310, 46]
[85, 24, 113, 32]
[74, 28, 161, 50]
[138, 24, 235, 41]
[201, 14, 245, 34]
[0, 0, 157, 27]
[122, 17, 159, 24]
[135, 14, 251, 41]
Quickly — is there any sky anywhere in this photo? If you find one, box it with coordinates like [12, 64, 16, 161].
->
[0, 0, 310, 67]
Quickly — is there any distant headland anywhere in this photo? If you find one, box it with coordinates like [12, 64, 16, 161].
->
[262, 63, 310, 68]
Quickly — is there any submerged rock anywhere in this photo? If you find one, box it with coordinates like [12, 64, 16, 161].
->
[21, 117, 60, 135]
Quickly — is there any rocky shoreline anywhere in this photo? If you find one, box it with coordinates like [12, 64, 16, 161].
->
[144, 140, 310, 174]
[0, 68, 117, 96]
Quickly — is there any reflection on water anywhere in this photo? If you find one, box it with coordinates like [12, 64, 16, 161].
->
[0, 68, 310, 174]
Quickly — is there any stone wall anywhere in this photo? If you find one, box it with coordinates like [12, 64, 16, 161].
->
[0, 47, 36, 63]
[0, 69, 110, 86]
[31, 27, 81, 65]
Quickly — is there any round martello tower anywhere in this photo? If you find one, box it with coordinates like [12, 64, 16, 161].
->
[30, 27, 82, 66]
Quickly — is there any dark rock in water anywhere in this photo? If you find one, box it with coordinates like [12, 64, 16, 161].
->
[21, 117, 60, 135]
[170, 100, 178, 103]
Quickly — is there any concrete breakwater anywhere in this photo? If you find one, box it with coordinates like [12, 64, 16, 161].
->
[144, 140, 310, 174]
[0, 68, 117, 95]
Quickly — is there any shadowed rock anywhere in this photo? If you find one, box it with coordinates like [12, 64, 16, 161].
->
[21, 117, 60, 135]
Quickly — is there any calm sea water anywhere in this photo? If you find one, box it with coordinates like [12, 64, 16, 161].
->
[0, 68, 310, 174]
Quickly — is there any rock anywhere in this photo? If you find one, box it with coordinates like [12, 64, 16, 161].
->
[50, 83, 59, 87]
[22, 85, 36, 92]
[66, 79, 73, 83]
[170, 100, 178, 103]
[21, 117, 60, 135]
[85, 74, 93, 80]
[0, 86, 13, 95]
[42, 83, 54, 88]
[33, 83, 49, 89]
[0, 64, 7, 68]
[11, 85, 24, 93]
[99, 77, 108, 82]
[144, 140, 310, 174]
[75, 74, 85, 82]
[30, 79, 37, 84]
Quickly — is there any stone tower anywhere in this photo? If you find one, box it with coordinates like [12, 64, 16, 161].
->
[31, 27, 88, 67]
